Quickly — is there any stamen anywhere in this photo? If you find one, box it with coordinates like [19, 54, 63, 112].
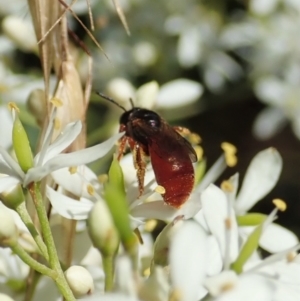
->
[68, 166, 77, 174]
[272, 198, 287, 212]
[155, 185, 166, 195]
[190, 133, 201, 144]
[87, 184, 95, 196]
[143, 267, 150, 277]
[221, 142, 238, 167]
[8, 102, 20, 113]
[144, 219, 157, 232]
[221, 180, 234, 193]
[287, 251, 297, 262]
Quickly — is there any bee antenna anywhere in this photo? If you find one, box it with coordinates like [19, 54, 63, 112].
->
[96, 92, 127, 112]
[129, 98, 134, 109]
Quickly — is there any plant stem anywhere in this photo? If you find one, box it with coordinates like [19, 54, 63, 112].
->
[16, 202, 49, 261]
[28, 182, 76, 301]
[11, 244, 55, 278]
[102, 254, 115, 291]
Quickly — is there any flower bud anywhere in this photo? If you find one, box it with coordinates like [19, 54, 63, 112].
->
[64, 265, 94, 298]
[0, 205, 18, 247]
[87, 200, 119, 257]
[0, 183, 25, 210]
[9, 103, 33, 173]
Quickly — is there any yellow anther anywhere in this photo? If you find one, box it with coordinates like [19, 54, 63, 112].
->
[221, 142, 237, 155]
[68, 166, 77, 174]
[190, 133, 202, 144]
[225, 217, 232, 229]
[221, 180, 234, 193]
[144, 219, 157, 232]
[272, 198, 287, 212]
[50, 97, 63, 107]
[98, 174, 108, 184]
[143, 267, 150, 277]
[194, 145, 203, 161]
[8, 102, 20, 113]
[87, 184, 95, 196]
[287, 251, 297, 262]
[155, 185, 166, 195]
[54, 118, 61, 130]
[225, 154, 238, 167]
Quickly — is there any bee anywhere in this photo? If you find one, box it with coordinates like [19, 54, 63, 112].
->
[98, 93, 197, 208]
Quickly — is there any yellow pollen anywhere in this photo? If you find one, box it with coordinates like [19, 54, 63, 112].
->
[155, 185, 166, 195]
[68, 166, 77, 174]
[8, 102, 20, 113]
[194, 145, 203, 161]
[98, 174, 108, 184]
[287, 251, 297, 262]
[190, 133, 202, 144]
[54, 118, 61, 130]
[143, 267, 150, 277]
[221, 180, 234, 192]
[87, 184, 95, 196]
[225, 217, 232, 229]
[221, 142, 237, 155]
[272, 198, 287, 212]
[144, 219, 157, 232]
[50, 97, 63, 107]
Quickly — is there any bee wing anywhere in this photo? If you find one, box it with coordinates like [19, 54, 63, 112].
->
[148, 122, 198, 163]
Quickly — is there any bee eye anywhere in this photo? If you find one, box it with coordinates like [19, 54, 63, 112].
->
[148, 118, 160, 127]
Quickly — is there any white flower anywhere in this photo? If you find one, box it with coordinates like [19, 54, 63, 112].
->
[0, 107, 124, 192]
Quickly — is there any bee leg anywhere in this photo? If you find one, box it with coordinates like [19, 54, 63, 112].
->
[117, 135, 128, 160]
[133, 144, 147, 198]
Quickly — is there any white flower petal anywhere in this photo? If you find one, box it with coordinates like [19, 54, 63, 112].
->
[177, 27, 201, 68]
[250, 0, 278, 16]
[169, 220, 208, 301]
[260, 223, 299, 253]
[135, 81, 159, 109]
[235, 148, 282, 214]
[201, 184, 239, 263]
[46, 186, 93, 220]
[195, 155, 227, 194]
[254, 77, 286, 106]
[130, 201, 178, 221]
[213, 274, 275, 301]
[207, 236, 223, 276]
[0, 176, 20, 193]
[156, 79, 203, 108]
[0, 146, 24, 180]
[24, 132, 124, 186]
[37, 121, 82, 164]
[253, 107, 287, 140]
[51, 165, 100, 198]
